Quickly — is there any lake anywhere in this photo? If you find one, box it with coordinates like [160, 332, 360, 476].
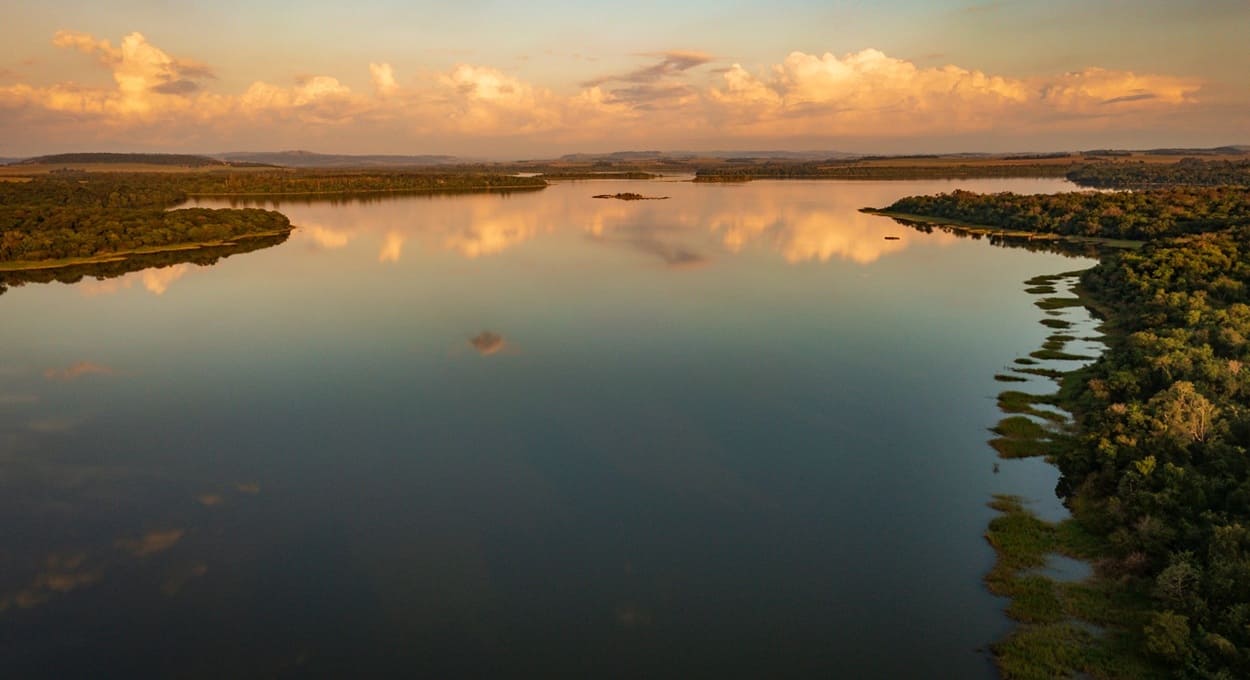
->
[0, 177, 1097, 677]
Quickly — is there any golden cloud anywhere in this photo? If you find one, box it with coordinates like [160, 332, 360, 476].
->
[0, 31, 1209, 148]
[378, 230, 405, 262]
[469, 331, 506, 356]
[115, 529, 185, 557]
[43, 361, 115, 381]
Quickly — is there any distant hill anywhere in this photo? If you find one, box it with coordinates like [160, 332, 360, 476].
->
[557, 150, 855, 162]
[216, 150, 463, 168]
[1141, 146, 1250, 156]
[18, 153, 239, 167]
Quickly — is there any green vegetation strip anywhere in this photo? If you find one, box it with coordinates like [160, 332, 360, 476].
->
[879, 180, 1250, 676]
[985, 496, 1162, 680]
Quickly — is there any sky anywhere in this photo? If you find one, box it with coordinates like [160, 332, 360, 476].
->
[1, 0, 1247, 158]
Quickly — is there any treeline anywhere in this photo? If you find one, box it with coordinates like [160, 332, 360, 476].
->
[1055, 227, 1250, 675]
[881, 188, 1250, 240]
[16, 152, 230, 167]
[0, 171, 547, 266]
[0, 231, 289, 296]
[876, 185, 1250, 674]
[177, 171, 547, 195]
[0, 206, 290, 262]
[693, 162, 1075, 181]
[0, 175, 291, 266]
[1068, 159, 1250, 189]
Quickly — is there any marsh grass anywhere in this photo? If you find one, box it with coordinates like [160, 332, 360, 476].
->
[985, 496, 1162, 679]
[1030, 348, 1096, 361]
[1024, 274, 1066, 286]
[995, 373, 1030, 382]
[1012, 367, 1066, 380]
[1036, 297, 1084, 311]
[998, 391, 1065, 423]
[1040, 318, 1072, 329]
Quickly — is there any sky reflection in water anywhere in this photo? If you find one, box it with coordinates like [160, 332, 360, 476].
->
[0, 178, 1094, 677]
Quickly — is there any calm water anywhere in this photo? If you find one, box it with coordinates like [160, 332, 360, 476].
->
[1, 178, 1095, 677]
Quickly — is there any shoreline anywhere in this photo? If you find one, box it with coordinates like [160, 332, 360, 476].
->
[984, 271, 1161, 678]
[0, 228, 293, 273]
[184, 184, 547, 198]
[860, 209, 1143, 250]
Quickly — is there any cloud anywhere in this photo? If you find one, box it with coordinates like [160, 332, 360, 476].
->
[3, 30, 1208, 155]
[142, 263, 188, 294]
[582, 50, 712, 87]
[44, 361, 115, 381]
[115, 529, 184, 557]
[708, 50, 1201, 136]
[370, 62, 398, 97]
[581, 51, 710, 109]
[304, 224, 354, 249]
[76, 264, 190, 296]
[378, 230, 405, 262]
[0, 553, 101, 611]
[470, 331, 506, 356]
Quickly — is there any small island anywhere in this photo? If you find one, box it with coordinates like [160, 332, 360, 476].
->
[592, 192, 669, 201]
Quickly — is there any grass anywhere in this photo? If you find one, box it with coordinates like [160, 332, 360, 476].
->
[1035, 297, 1084, 310]
[1025, 286, 1057, 295]
[996, 374, 1030, 382]
[1013, 367, 1067, 380]
[989, 415, 1060, 459]
[984, 496, 1163, 679]
[992, 416, 1050, 439]
[1030, 348, 1096, 361]
[1024, 274, 1067, 286]
[986, 271, 1159, 679]
[990, 437, 1056, 459]
[998, 391, 1065, 423]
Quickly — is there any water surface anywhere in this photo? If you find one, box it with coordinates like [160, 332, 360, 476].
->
[1, 178, 1093, 677]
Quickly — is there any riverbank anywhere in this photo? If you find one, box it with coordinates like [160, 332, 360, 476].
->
[983, 272, 1163, 678]
[859, 209, 1143, 250]
[0, 227, 294, 273]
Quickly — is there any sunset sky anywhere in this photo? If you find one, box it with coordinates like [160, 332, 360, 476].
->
[2, 0, 1246, 158]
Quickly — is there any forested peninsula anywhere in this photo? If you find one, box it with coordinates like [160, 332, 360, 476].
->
[0, 171, 547, 274]
[0, 175, 290, 271]
[873, 183, 1250, 678]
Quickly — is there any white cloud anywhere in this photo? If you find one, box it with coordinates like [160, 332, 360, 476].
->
[0, 31, 1210, 151]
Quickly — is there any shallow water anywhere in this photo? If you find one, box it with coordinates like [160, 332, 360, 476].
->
[0, 177, 1096, 677]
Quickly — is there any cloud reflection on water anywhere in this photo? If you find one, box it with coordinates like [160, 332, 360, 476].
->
[206, 182, 960, 268]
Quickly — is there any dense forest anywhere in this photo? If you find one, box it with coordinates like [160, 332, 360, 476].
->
[0, 171, 547, 267]
[0, 175, 293, 265]
[879, 187, 1250, 240]
[1057, 228, 1250, 676]
[1068, 159, 1250, 189]
[879, 186, 1250, 676]
[0, 231, 289, 296]
[174, 171, 546, 195]
[693, 161, 1076, 181]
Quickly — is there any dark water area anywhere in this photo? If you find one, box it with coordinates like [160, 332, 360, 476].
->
[0, 178, 1096, 677]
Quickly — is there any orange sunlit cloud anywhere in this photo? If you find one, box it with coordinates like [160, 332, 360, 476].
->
[0, 30, 1210, 153]
[378, 231, 405, 262]
[78, 264, 191, 296]
[43, 361, 116, 381]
